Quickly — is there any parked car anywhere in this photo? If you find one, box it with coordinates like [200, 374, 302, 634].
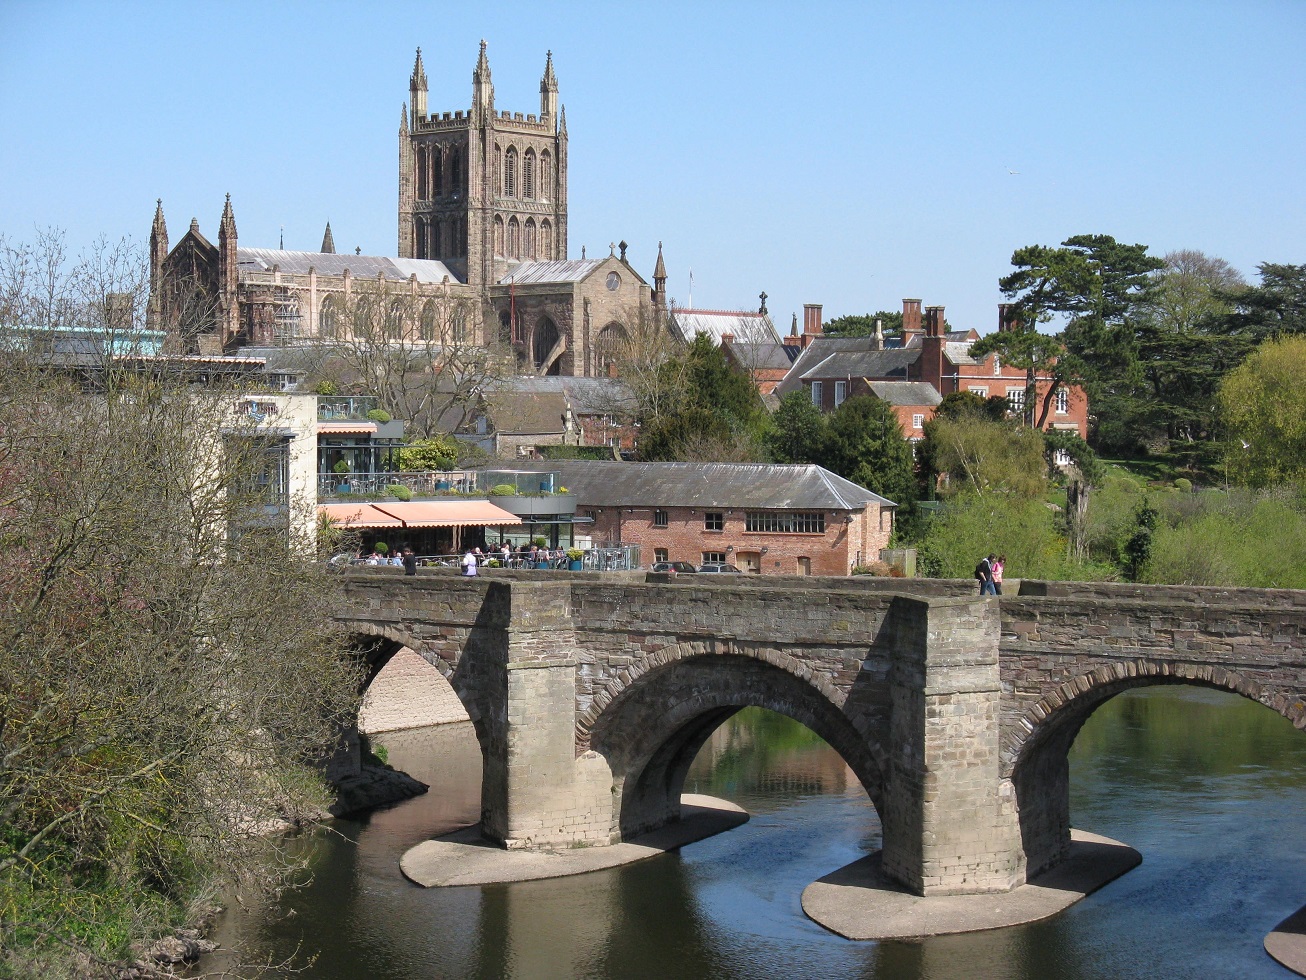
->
[651, 561, 697, 573]
[698, 562, 743, 573]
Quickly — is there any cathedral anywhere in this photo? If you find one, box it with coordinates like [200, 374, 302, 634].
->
[148, 42, 667, 378]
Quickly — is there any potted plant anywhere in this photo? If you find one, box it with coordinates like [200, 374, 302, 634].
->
[566, 548, 585, 571]
[332, 459, 351, 493]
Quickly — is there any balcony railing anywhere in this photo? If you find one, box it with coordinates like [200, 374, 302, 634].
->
[319, 470, 479, 497]
[318, 395, 380, 421]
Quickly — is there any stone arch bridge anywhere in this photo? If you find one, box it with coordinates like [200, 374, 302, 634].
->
[335, 571, 1306, 897]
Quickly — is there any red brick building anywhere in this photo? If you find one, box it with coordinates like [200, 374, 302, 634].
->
[774, 300, 1090, 440]
[508, 460, 896, 576]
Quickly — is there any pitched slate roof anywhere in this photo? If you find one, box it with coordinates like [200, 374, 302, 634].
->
[727, 341, 799, 371]
[500, 460, 896, 510]
[482, 375, 637, 415]
[798, 348, 918, 381]
[236, 248, 460, 283]
[866, 381, 944, 407]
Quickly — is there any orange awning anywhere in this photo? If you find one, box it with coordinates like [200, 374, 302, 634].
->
[317, 503, 404, 528]
[369, 500, 522, 528]
[318, 421, 378, 435]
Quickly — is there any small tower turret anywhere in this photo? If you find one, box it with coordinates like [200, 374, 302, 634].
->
[409, 48, 428, 125]
[217, 194, 239, 347]
[147, 200, 169, 330]
[652, 241, 667, 312]
[540, 50, 558, 121]
[321, 221, 336, 254]
[398, 103, 414, 257]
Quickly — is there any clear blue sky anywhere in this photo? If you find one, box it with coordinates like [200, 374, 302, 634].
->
[2, 1, 1302, 334]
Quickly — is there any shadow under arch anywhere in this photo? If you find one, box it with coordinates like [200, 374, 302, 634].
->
[1009, 661, 1305, 878]
[343, 626, 489, 767]
[585, 650, 886, 840]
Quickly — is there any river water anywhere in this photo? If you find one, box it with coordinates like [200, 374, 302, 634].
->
[212, 687, 1306, 978]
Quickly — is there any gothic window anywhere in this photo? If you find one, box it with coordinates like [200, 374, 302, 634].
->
[416, 146, 428, 200]
[540, 150, 552, 201]
[318, 296, 337, 338]
[533, 316, 561, 374]
[524, 218, 537, 260]
[540, 219, 552, 259]
[453, 307, 468, 344]
[387, 299, 406, 340]
[504, 147, 517, 198]
[414, 217, 427, 259]
[432, 149, 443, 197]
[458, 217, 467, 254]
[429, 221, 441, 259]
[450, 147, 462, 195]
[420, 300, 438, 342]
[507, 216, 520, 259]
[493, 215, 505, 256]
[523, 149, 536, 199]
[595, 322, 628, 376]
[1055, 387, 1069, 414]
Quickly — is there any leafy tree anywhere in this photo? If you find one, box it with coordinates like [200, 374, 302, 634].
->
[1222, 262, 1306, 341]
[819, 395, 916, 506]
[1123, 500, 1160, 581]
[1217, 334, 1306, 486]
[636, 334, 768, 461]
[823, 310, 903, 339]
[973, 234, 1163, 436]
[396, 435, 460, 471]
[1043, 429, 1104, 559]
[767, 389, 828, 463]
[926, 415, 1047, 498]
[1150, 249, 1247, 334]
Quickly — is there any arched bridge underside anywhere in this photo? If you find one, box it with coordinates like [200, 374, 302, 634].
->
[336, 572, 1306, 898]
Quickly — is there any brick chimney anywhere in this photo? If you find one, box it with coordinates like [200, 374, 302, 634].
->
[902, 298, 922, 341]
[721, 332, 735, 347]
[803, 304, 823, 336]
[924, 305, 945, 338]
[998, 302, 1018, 333]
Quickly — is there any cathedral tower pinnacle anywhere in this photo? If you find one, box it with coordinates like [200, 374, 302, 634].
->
[321, 221, 336, 254]
[540, 50, 558, 121]
[472, 40, 494, 119]
[409, 48, 428, 124]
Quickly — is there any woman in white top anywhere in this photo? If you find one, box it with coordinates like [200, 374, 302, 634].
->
[462, 549, 478, 577]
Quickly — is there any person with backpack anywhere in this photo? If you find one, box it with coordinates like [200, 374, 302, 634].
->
[975, 554, 997, 595]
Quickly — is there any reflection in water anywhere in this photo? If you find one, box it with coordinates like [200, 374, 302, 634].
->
[209, 688, 1306, 979]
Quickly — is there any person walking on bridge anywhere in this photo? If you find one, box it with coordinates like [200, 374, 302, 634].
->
[462, 548, 479, 577]
[976, 554, 997, 595]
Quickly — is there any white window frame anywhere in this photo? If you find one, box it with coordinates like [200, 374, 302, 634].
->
[971, 386, 987, 399]
[1006, 386, 1026, 414]
[810, 381, 824, 408]
[1055, 388, 1069, 414]
[912, 413, 924, 430]
[834, 380, 847, 407]
[993, 355, 1000, 375]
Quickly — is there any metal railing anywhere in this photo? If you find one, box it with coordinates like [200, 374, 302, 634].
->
[319, 470, 478, 497]
[317, 395, 380, 420]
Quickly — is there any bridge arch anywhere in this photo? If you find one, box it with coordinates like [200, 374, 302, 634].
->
[581, 640, 887, 840]
[1008, 659, 1306, 877]
[344, 625, 487, 753]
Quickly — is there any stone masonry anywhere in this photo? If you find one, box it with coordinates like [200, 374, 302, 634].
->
[334, 569, 1306, 896]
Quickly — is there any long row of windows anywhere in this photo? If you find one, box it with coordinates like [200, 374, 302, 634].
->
[499, 146, 553, 201]
[745, 512, 825, 534]
[317, 296, 470, 344]
[415, 216, 466, 260]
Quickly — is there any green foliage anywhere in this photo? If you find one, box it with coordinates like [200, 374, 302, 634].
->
[1223, 262, 1306, 342]
[915, 493, 1111, 581]
[396, 436, 459, 472]
[822, 310, 904, 338]
[637, 334, 769, 462]
[926, 416, 1047, 498]
[1143, 487, 1306, 588]
[566, 548, 585, 561]
[1122, 501, 1159, 581]
[386, 483, 412, 501]
[373, 541, 388, 554]
[488, 484, 516, 496]
[1218, 335, 1306, 487]
[313, 380, 340, 396]
[767, 390, 828, 463]
[332, 459, 351, 474]
[1172, 478, 1192, 493]
[365, 408, 393, 423]
[820, 395, 916, 506]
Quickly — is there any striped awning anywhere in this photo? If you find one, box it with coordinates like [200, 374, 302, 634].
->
[318, 500, 521, 529]
[318, 421, 378, 435]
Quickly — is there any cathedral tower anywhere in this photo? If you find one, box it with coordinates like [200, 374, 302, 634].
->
[398, 41, 568, 286]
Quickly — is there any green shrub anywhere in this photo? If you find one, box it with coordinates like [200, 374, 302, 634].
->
[386, 484, 412, 501]
[488, 483, 516, 496]
[532, 537, 547, 548]
[366, 408, 393, 423]
[332, 459, 351, 474]
[566, 548, 585, 561]
[374, 541, 388, 555]
[1173, 478, 1192, 493]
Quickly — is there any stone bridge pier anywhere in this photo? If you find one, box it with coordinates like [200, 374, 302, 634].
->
[340, 575, 1029, 898]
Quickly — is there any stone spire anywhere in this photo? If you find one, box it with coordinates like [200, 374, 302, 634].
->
[321, 221, 336, 254]
[559, 104, 567, 137]
[540, 49, 558, 120]
[652, 241, 667, 312]
[217, 194, 238, 346]
[472, 40, 494, 118]
[399, 102, 408, 135]
[409, 47, 428, 123]
[150, 199, 169, 267]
